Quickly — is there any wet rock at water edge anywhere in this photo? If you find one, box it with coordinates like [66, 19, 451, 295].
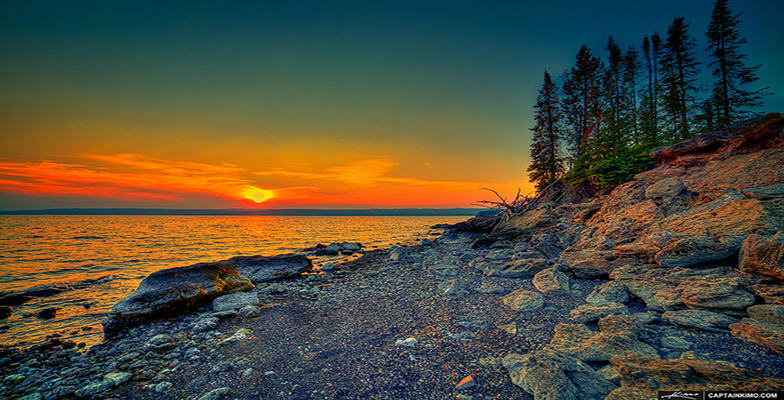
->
[36, 307, 59, 319]
[0, 305, 12, 319]
[103, 260, 253, 335]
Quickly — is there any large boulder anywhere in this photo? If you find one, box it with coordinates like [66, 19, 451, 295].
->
[729, 305, 784, 355]
[548, 316, 658, 362]
[503, 349, 617, 400]
[104, 260, 253, 335]
[230, 254, 312, 282]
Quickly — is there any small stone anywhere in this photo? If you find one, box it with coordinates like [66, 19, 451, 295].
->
[660, 336, 692, 350]
[455, 375, 476, 390]
[197, 387, 230, 400]
[218, 328, 251, 346]
[501, 290, 544, 312]
[321, 262, 335, 271]
[497, 322, 517, 335]
[74, 380, 112, 397]
[148, 334, 175, 350]
[36, 307, 58, 319]
[155, 381, 173, 393]
[3, 374, 25, 384]
[262, 283, 287, 294]
[237, 305, 261, 319]
[241, 368, 254, 378]
[104, 372, 133, 386]
[395, 337, 418, 347]
[532, 267, 570, 295]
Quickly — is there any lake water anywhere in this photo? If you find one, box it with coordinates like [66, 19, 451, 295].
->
[0, 215, 468, 348]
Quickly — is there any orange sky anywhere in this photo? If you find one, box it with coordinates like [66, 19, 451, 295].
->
[1, 1, 780, 210]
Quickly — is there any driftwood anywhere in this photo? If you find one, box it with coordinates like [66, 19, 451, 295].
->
[475, 174, 568, 222]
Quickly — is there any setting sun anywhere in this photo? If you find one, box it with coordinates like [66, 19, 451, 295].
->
[243, 187, 276, 203]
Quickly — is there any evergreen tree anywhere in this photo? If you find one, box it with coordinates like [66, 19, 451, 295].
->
[660, 17, 701, 142]
[561, 44, 605, 168]
[591, 36, 628, 163]
[623, 45, 641, 138]
[640, 33, 662, 147]
[528, 71, 565, 191]
[706, 0, 769, 126]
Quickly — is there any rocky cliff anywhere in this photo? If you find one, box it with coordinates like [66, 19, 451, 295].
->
[486, 113, 784, 399]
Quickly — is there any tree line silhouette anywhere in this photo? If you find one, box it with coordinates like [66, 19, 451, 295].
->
[527, 0, 771, 191]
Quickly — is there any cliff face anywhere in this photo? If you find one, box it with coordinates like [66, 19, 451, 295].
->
[488, 114, 784, 399]
[494, 114, 784, 341]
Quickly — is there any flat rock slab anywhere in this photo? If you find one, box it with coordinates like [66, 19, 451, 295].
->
[655, 235, 742, 268]
[661, 309, 740, 332]
[230, 254, 312, 282]
[606, 352, 784, 400]
[501, 290, 544, 312]
[678, 277, 755, 315]
[213, 291, 259, 312]
[104, 260, 254, 335]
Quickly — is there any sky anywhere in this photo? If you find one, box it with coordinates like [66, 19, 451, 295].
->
[1, 0, 782, 210]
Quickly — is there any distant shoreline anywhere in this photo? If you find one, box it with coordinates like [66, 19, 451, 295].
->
[0, 207, 485, 216]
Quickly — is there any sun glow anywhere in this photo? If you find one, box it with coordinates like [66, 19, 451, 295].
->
[243, 187, 276, 203]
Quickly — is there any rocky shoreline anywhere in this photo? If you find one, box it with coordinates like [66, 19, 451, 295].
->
[2, 115, 784, 400]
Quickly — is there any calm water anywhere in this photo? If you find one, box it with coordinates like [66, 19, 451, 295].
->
[0, 215, 467, 348]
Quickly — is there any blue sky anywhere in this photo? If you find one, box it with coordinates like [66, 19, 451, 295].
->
[0, 0, 781, 209]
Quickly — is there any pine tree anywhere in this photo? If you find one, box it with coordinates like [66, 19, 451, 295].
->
[660, 17, 701, 142]
[528, 71, 565, 191]
[640, 33, 662, 147]
[706, 0, 770, 126]
[561, 44, 605, 167]
[623, 45, 641, 138]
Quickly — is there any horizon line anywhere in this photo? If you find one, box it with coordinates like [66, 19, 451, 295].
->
[0, 207, 488, 216]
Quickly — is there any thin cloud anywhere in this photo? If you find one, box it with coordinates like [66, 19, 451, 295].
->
[256, 159, 486, 191]
[0, 155, 272, 203]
